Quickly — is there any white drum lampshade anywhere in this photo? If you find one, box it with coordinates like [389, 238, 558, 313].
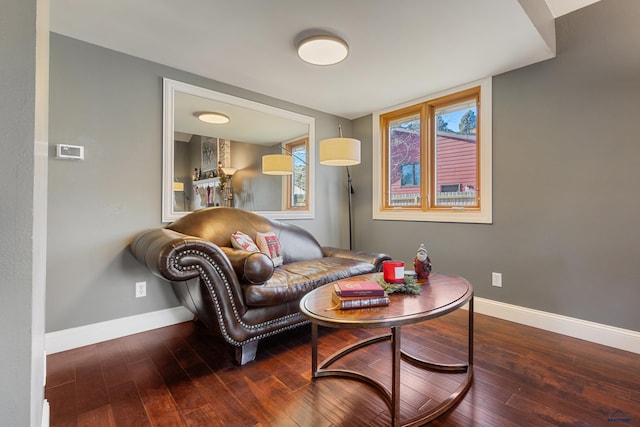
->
[319, 137, 361, 166]
[262, 154, 293, 175]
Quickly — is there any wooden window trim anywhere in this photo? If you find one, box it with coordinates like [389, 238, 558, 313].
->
[285, 138, 309, 211]
[428, 88, 481, 211]
[372, 78, 492, 224]
[381, 104, 425, 211]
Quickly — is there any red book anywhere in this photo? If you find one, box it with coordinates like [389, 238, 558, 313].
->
[333, 280, 385, 297]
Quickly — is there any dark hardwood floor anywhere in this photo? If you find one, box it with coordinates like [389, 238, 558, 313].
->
[45, 310, 640, 426]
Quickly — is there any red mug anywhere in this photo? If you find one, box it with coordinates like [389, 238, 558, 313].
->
[383, 260, 405, 284]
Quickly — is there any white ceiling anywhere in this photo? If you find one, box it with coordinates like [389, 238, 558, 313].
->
[545, 0, 601, 18]
[50, 0, 600, 120]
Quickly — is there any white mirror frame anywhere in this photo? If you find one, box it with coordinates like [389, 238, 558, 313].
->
[162, 78, 315, 222]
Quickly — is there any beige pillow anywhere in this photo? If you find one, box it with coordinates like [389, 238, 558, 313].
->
[255, 231, 284, 267]
[230, 231, 259, 252]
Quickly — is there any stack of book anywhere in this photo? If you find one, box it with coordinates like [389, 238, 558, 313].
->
[331, 280, 389, 310]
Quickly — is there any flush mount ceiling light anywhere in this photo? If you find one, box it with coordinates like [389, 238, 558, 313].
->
[196, 112, 230, 124]
[297, 35, 349, 66]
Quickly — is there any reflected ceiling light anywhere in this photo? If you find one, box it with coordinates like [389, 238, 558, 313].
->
[262, 154, 293, 175]
[196, 111, 230, 124]
[297, 35, 349, 66]
[319, 125, 361, 166]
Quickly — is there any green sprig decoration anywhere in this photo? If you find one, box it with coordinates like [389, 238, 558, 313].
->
[377, 275, 422, 295]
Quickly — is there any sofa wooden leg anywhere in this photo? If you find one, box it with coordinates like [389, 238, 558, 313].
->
[234, 341, 259, 365]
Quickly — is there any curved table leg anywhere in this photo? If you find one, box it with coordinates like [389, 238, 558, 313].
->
[310, 297, 474, 426]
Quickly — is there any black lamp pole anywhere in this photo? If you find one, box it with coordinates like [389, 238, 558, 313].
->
[347, 166, 354, 251]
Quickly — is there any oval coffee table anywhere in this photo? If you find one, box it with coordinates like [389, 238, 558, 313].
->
[299, 272, 474, 427]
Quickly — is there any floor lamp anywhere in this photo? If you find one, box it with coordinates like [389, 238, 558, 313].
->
[173, 181, 187, 211]
[319, 125, 361, 250]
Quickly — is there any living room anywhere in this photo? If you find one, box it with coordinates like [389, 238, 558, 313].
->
[2, 0, 639, 425]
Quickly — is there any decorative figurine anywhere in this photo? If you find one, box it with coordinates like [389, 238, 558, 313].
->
[414, 243, 432, 283]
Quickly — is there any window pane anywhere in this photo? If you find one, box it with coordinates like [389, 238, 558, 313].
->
[388, 115, 421, 207]
[291, 144, 306, 207]
[434, 101, 478, 207]
[401, 163, 420, 186]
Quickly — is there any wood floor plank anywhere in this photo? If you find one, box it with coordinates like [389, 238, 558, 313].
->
[222, 375, 293, 427]
[47, 310, 640, 427]
[168, 336, 258, 426]
[45, 381, 78, 427]
[118, 332, 151, 364]
[46, 351, 76, 390]
[180, 404, 219, 427]
[143, 396, 187, 427]
[96, 339, 130, 389]
[127, 358, 171, 403]
[74, 345, 110, 414]
[77, 404, 116, 427]
[106, 381, 151, 427]
[142, 336, 210, 415]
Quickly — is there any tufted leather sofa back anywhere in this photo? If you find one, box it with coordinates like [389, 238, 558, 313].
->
[167, 207, 324, 264]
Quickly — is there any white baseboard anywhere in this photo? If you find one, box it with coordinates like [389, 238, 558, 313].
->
[46, 300, 640, 356]
[45, 306, 193, 354]
[467, 297, 640, 355]
[42, 399, 49, 427]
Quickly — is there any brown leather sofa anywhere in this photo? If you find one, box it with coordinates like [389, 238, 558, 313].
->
[130, 207, 391, 364]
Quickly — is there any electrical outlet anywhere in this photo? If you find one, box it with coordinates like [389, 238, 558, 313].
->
[135, 281, 147, 298]
[492, 272, 502, 288]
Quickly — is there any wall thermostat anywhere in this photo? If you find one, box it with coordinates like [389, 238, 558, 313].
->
[56, 144, 84, 160]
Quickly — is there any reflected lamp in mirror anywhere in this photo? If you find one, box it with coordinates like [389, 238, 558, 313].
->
[173, 182, 185, 192]
[262, 154, 293, 175]
[220, 167, 237, 176]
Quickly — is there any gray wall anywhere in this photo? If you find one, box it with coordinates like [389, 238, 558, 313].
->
[230, 140, 283, 212]
[0, 0, 47, 424]
[353, 0, 639, 331]
[47, 34, 352, 332]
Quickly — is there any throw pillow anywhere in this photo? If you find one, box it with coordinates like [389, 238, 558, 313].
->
[255, 231, 284, 267]
[230, 231, 260, 252]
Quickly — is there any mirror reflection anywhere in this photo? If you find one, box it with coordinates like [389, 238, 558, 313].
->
[163, 79, 315, 222]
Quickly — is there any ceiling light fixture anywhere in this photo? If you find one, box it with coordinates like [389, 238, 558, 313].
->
[297, 35, 349, 66]
[196, 112, 230, 124]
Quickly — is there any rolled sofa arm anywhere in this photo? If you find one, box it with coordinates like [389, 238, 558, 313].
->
[130, 228, 254, 341]
[220, 247, 275, 284]
[322, 246, 392, 272]
[129, 228, 242, 296]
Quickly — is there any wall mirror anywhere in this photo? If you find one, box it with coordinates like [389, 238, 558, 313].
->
[162, 78, 315, 222]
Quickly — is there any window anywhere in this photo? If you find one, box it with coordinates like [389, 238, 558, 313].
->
[401, 163, 420, 187]
[373, 79, 492, 223]
[285, 138, 308, 210]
